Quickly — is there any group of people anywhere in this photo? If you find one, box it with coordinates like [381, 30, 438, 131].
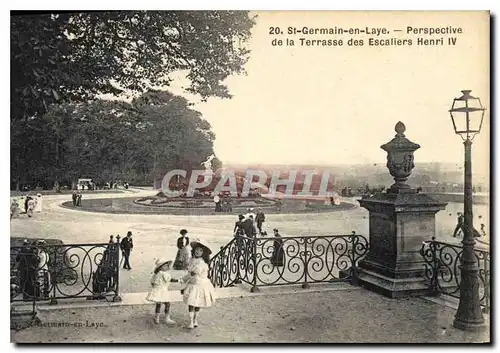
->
[10, 194, 42, 219]
[213, 195, 232, 212]
[452, 212, 487, 238]
[145, 229, 216, 329]
[232, 209, 285, 266]
[233, 208, 267, 237]
[72, 191, 83, 207]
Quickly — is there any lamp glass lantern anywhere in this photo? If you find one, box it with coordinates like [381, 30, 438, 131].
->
[449, 90, 486, 140]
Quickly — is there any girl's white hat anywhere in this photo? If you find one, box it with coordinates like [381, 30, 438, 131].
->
[154, 258, 172, 272]
[190, 238, 212, 255]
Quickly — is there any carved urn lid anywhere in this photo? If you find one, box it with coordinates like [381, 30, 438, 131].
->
[381, 122, 421, 153]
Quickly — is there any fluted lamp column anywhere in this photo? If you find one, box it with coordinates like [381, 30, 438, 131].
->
[448, 90, 486, 332]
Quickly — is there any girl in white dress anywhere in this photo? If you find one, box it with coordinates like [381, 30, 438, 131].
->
[34, 193, 43, 213]
[181, 239, 216, 329]
[146, 259, 179, 324]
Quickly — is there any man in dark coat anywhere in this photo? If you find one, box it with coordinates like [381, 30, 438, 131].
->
[243, 215, 257, 238]
[24, 196, 32, 213]
[255, 209, 266, 235]
[120, 231, 133, 270]
[453, 213, 465, 238]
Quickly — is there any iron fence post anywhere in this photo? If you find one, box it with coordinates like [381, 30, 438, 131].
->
[234, 237, 242, 285]
[50, 247, 57, 305]
[219, 246, 225, 288]
[113, 236, 122, 302]
[31, 268, 37, 318]
[483, 254, 490, 314]
[251, 237, 259, 292]
[350, 231, 360, 286]
[430, 237, 439, 295]
[302, 238, 309, 289]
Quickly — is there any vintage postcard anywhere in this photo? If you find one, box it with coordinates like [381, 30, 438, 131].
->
[10, 10, 490, 343]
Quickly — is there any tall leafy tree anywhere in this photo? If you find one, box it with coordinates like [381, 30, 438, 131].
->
[11, 11, 254, 188]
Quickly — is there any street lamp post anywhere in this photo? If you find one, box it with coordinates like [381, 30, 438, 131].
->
[449, 90, 486, 332]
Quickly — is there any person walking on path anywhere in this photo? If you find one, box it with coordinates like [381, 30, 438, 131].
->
[173, 229, 191, 270]
[181, 239, 216, 329]
[24, 196, 32, 213]
[72, 191, 78, 207]
[146, 259, 180, 325]
[233, 215, 245, 236]
[233, 214, 246, 256]
[255, 208, 266, 235]
[453, 213, 464, 238]
[270, 228, 285, 266]
[242, 215, 257, 238]
[480, 223, 487, 237]
[120, 231, 133, 270]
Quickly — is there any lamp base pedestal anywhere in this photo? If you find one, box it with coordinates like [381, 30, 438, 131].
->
[453, 317, 487, 332]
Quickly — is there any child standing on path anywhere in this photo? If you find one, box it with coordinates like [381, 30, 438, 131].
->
[181, 239, 216, 329]
[146, 259, 179, 325]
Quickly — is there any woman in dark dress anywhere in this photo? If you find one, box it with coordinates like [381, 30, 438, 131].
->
[233, 215, 245, 236]
[173, 229, 191, 270]
[16, 241, 39, 300]
[270, 228, 285, 266]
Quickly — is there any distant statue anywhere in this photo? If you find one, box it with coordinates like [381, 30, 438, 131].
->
[201, 154, 215, 173]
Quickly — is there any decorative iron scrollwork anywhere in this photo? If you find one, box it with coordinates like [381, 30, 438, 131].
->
[209, 233, 369, 290]
[10, 242, 120, 303]
[420, 238, 489, 308]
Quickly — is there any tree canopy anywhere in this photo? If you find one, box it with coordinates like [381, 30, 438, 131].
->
[11, 11, 255, 189]
[33, 90, 220, 187]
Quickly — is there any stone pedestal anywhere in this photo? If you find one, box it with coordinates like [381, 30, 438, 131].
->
[356, 121, 448, 297]
[358, 192, 446, 298]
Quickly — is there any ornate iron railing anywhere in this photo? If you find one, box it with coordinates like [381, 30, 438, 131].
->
[10, 240, 121, 305]
[208, 236, 255, 288]
[420, 237, 490, 310]
[209, 232, 369, 292]
[253, 232, 369, 290]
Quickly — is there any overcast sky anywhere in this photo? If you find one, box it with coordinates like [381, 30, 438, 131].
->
[165, 11, 489, 175]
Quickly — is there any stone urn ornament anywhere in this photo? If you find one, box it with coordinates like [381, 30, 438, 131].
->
[381, 122, 421, 193]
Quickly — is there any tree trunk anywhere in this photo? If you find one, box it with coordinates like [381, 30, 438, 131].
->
[54, 134, 60, 188]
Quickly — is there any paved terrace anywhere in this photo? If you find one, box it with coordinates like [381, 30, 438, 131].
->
[11, 284, 490, 343]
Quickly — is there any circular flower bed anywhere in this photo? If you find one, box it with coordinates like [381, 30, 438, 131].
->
[134, 195, 277, 209]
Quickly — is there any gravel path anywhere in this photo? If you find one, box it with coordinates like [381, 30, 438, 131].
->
[11, 289, 489, 343]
